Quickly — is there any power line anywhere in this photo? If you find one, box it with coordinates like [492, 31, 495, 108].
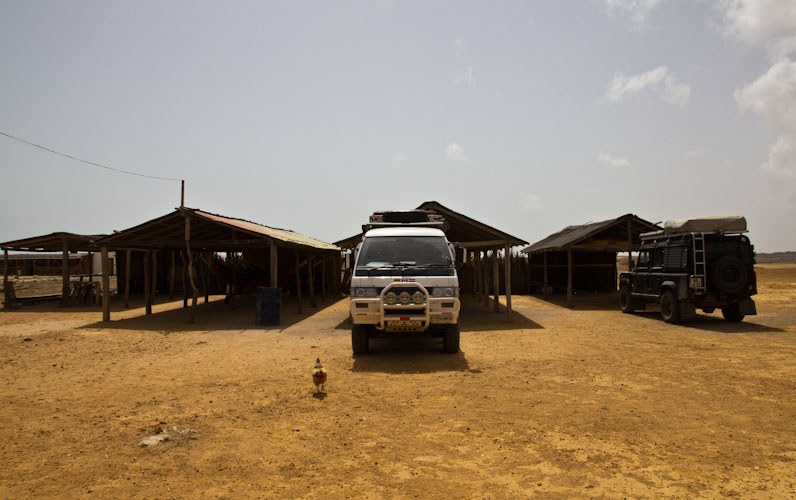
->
[0, 130, 182, 182]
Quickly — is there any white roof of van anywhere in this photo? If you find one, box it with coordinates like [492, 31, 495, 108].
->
[363, 227, 446, 238]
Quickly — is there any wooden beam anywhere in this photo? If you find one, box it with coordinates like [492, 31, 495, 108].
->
[101, 246, 110, 322]
[180, 252, 188, 308]
[87, 251, 93, 282]
[492, 250, 499, 313]
[270, 241, 278, 288]
[459, 239, 513, 249]
[567, 248, 573, 307]
[3, 248, 9, 308]
[185, 214, 198, 323]
[199, 253, 208, 303]
[60, 238, 69, 305]
[295, 249, 303, 314]
[144, 249, 152, 315]
[124, 249, 131, 308]
[504, 242, 512, 321]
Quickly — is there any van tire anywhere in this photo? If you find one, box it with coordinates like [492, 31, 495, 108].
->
[443, 325, 460, 353]
[352, 324, 369, 355]
[619, 285, 635, 313]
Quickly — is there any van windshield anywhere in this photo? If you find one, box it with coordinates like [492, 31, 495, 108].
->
[357, 236, 452, 268]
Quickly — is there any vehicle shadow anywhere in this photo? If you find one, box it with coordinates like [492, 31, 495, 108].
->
[630, 310, 785, 333]
[351, 342, 472, 374]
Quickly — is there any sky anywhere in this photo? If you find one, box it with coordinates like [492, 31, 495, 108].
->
[1, 0, 795, 252]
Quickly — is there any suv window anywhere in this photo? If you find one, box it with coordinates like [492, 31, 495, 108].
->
[651, 248, 664, 269]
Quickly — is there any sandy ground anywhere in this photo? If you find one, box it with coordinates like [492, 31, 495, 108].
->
[1, 265, 796, 499]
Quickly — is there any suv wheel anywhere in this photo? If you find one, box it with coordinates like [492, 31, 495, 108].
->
[351, 324, 369, 355]
[660, 290, 681, 324]
[443, 325, 460, 353]
[721, 303, 745, 322]
[619, 285, 635, 313]
[712, 256, 747, 293]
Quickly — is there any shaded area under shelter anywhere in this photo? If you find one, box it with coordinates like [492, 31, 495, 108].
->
[1, 232, 108, 308]
[521, 214, 660, 306]
[95, 207, 341, 324]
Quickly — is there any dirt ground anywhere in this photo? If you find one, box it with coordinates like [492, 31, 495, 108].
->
[1, 265, 796, 499]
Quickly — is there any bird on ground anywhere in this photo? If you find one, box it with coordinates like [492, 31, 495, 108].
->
[312, 357, 327, 393]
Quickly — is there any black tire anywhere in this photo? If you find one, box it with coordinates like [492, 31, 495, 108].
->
[443, 324, 460, 353]
[619, 285, 635, 313]
[660, 290, 681, 324]
[712, 256, 747, 294]
[721, 303, 745, 322]
[351, 324, 369, 355]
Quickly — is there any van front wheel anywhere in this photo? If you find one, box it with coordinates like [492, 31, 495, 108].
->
[443, 325, 460, 353]
[352, 324, 369, 355]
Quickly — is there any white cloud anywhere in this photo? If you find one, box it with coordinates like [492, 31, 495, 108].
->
[735, 58, 796, 194]
[521, 194, 543, 211]
[603, 0, 666, 31]
[445, 143, 471, 162]
[735, 58, 796, 131]
[761, 136, 796, 190]
[598, 152, 632, 168]
[393, 154, 407, 163]
[454, 66, 475, 87]
[683, 149, 709, 160]
[719, 0, 796, 58]
[605, 66, 691, 106]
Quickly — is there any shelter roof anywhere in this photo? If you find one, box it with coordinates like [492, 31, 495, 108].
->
[521, 214, 660, 254]
[1, 232, 105, 252]
[95, 208, 340, 252]
[335, 201, 528, 250]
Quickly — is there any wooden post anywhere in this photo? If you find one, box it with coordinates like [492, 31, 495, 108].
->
[180, 252, 188, 308]
[3, 248, 8, 308]
[151, 251, 157, 306]
[101, 245, 110, 322]
[321, 256, 327, 301]
[124, 250, 131, 308]
[169, 250, 176, 299]
[493, 249, 500, 313]
[527, 253, 532, 294]
[543, 252, 549, 299]
[295, 249, 303, 314]
[567, 248, 573, 307]
[199, 254, 208, 303]
[87, 251, 93, 282]
[308, 254, 317, 307]
[185, 215, 198, 323]
[144, 249, 152, 315]
[60, 238, 69, 305]
[270, 242, 278, 288]
[482, 251, 489, 307]
[505, 242, 512, 321]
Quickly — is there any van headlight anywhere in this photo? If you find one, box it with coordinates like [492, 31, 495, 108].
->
[352, 288, 379, 298]
[384, 291, 397, 304]
[432, 287, 458, 297]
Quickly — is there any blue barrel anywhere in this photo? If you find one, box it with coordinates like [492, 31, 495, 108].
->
[255, 287, 282, 326]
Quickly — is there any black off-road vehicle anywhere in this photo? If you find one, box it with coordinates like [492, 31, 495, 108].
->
[619, 216, 757, 323]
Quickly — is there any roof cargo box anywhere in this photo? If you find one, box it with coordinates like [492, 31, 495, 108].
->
[663, 216, 747, 234]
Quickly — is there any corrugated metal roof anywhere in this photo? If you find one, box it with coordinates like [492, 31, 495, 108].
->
[521, 214, 660, 253]
[191, 210, 340, 251]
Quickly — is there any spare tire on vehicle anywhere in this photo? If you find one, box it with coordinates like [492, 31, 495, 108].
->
[711, 256, 746, 293]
